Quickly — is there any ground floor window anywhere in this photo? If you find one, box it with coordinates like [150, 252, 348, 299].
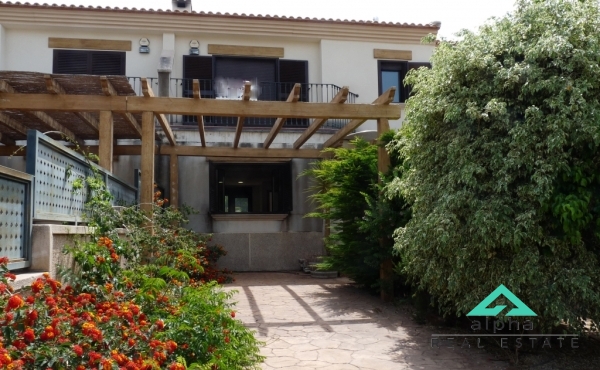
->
[209, 162, 292, 214]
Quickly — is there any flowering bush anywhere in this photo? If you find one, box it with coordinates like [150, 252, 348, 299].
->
[0, 170, 263, 369]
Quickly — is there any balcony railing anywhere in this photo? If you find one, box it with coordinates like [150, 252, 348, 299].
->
[127, 77, 359, 129]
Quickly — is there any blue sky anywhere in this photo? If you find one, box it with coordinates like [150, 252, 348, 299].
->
[58, 0, 517, 39]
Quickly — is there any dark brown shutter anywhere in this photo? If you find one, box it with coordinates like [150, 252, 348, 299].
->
[278, 60, 307, 83]
[404, 62, 431, 99]
[53, 50, 89, 74]
[183, 55, 213, 80]
[280, 161, 293, 213]
[278, 60, 308, 101]
[53, 50, 125, 75]
[90, 51, 126, 75]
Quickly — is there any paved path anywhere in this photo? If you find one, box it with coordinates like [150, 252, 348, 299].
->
[224, 272, 509, 370]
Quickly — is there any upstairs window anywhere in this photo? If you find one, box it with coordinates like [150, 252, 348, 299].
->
[52, 50, 126, 75]
[378, 61, 431, 102]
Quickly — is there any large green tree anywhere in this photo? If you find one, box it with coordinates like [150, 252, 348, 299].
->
[389, 0, 600, 331]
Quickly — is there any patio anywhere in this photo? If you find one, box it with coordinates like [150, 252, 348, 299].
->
[224, 272, 509, 370]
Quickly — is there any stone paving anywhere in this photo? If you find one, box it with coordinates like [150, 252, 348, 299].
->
[223, 272, 510, 370]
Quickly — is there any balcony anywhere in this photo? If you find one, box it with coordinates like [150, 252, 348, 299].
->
[127, 77, 359, 129]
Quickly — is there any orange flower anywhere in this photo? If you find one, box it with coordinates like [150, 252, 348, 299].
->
[168, 363, 185, 370]
[31, 279, 44, 293]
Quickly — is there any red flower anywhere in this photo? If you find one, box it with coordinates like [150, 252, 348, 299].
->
[73, 345, 83, 357]
[165, 340, 177, 353]
[23, 328, 35, 343]
[6, 295, 24, 310]
[231, 311, 236, 318]
[154, 320, 164, 330]
[4, 272, 16, 281]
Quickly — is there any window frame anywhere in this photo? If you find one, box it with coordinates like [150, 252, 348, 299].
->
[377, 60, 408, 103]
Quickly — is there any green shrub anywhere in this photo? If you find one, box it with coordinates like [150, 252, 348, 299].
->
[389, 0, 600, 332]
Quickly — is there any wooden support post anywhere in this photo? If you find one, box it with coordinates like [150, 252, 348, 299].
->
[377, 117, 393, 302]
[169, 154, 178, 209]
[98, 111, 113, 172]
[141, 112, 155, 221]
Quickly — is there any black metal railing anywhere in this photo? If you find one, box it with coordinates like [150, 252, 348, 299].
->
[127, 77, 359, 129]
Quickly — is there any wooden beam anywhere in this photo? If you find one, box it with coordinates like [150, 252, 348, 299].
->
[99, 111, 113, 172]
[48, 37, 132, 51]
[169, 154, 178, 209]
[207, 44, 284, 58]
[0, 80, 82, 145]
[192, 79, 206, 147]
[141, 78, 176, 146]
[324, 87, 399, 148]
[233, 82, 252, 149]
[0, 133, 16, 146]
[373, 49, 412, 60]
[0, 144, 328, 159]
[293, 87, 349, 149]
[140, 111, 155, 218]
[0, 112, 29, 135]
[44, 75, 99, 132]
[100, 76, 142, 137]
[0, 93, 401, 120]
[264, 83, 301, 149]
[377, 117, 393, 302]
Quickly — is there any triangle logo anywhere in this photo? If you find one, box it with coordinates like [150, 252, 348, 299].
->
[466, 284, 537, 317]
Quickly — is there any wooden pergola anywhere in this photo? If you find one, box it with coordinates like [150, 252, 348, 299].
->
[0, 71, 401, 215]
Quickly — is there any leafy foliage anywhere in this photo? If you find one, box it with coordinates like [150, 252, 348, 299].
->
[388, 0, 600, 332]
[0, 160, 262, 369]
[303, 137, 410, 291]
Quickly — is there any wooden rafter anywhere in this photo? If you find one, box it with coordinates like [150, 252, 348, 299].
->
[141, 78, 176, 146]
[192, 79, 206, 147]
[293, 87, 349, 149]
[324, 87, 398, 148]
[100, 76, 142, 137]
[0, 112, 28, 135]
[0, 93, 401, 120]
[44, 75, 99, 132]
[0, 80, 82, 145]
[263, 83, 300, 149]
[233, 82, 252, 149]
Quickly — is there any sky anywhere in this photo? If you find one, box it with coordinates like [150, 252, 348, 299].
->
[56, 0, 518, 39]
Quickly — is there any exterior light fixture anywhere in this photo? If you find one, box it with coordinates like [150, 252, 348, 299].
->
[139, 38, 150, 53]
[238, 181, 243, 184]
[189, 40, 200, 55]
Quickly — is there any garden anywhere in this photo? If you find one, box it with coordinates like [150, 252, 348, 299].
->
[0, 169, 263, 369]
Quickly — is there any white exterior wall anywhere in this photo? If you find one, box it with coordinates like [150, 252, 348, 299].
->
[0, 24, 5, 70]
[321, 39, 434, 131]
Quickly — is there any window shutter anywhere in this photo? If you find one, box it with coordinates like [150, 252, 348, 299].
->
[53, 50, 89, 74]
[90, 51, 126, 75]
[183, 55, 213, 80]
[404, 62, 431, 99]
[53, 50, 125, 75]
[278, 60, 308, 101]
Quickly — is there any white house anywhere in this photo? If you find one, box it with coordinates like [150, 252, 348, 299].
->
[0, 0, 438, 271]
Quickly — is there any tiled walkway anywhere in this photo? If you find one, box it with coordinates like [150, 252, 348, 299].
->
[224, 272, 508, 370]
